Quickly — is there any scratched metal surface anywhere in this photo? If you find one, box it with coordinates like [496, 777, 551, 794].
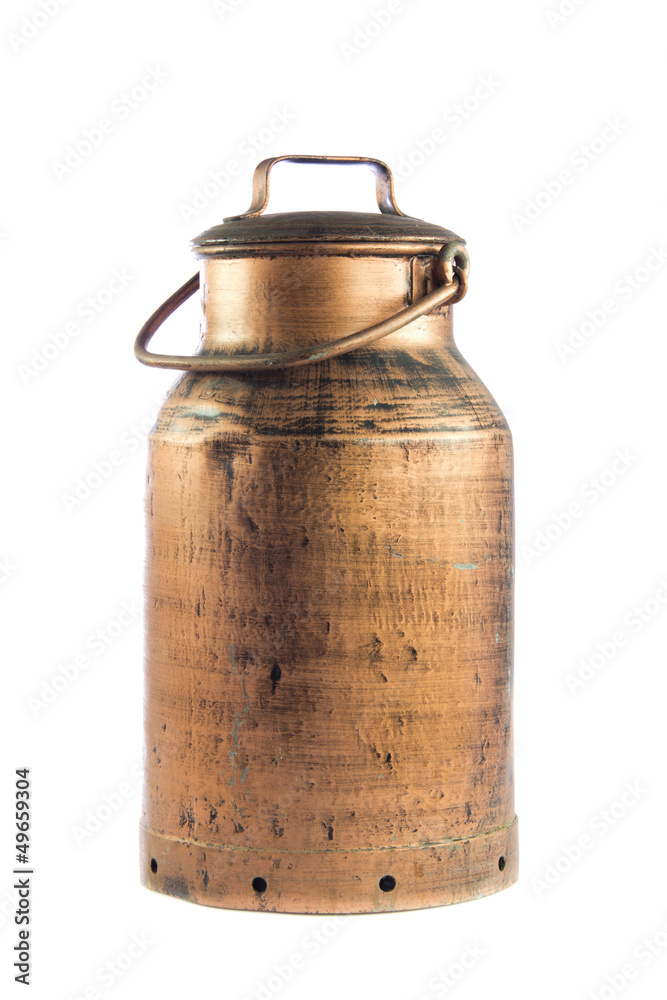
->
[140, 250, 516, 913]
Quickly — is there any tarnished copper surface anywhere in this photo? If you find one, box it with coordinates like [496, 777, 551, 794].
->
[134, 245, 469, 372]
[195, 210, 463, 248]
[137, 157, 517, 914]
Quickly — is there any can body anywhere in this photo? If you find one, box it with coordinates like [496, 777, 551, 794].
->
[140, 249, 517, 913]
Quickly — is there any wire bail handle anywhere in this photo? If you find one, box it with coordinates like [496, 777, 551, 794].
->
[135, 155, 470, 372]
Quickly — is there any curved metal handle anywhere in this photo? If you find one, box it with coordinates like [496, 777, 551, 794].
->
[224, 155, 406, 222]
[134, 244, 469, 373]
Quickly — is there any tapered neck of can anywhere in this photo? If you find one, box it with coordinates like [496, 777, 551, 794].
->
[196, 251, 454, 359]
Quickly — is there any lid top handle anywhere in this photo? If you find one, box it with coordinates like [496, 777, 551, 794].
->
[224, 155, 406, 222]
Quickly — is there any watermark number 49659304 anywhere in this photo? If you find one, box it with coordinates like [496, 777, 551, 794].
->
[13, 768, 32, 986]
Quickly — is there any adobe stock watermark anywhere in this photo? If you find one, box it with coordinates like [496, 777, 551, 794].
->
[565, 578, 667, 695]
[555, 246, 667, 361]
[0, 885, 17, 932]
[60, 400, 162, 514]
[18, 268, 133, 384]
[546, 0, 592, 29]
[395, 75, 501, 182]
[531, 781, 648, 898]
[70, 762, 142, 846]
[339, 0, 421, 63]
[521, 448, 637, 566]
[416, 943, 486, 999]
[212, 0, 249, 15]
[0, 556, 17, 585]
[511, 117, 627, 233]
[178, 107, 295, 220]
[8, 0, 73, 53]
[178, 107, 296, 222]
[64, 933, 153, 1000]
[241, 917, 349, 1000]
[27, 601, 141, 717]
[585, 915, 667, 1000]
[51, 66, 168, 180]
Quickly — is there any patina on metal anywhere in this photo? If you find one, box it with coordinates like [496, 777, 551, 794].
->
[136, 155, 517, 914]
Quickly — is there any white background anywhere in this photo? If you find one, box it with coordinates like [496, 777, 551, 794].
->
[2, 0, 666, 998]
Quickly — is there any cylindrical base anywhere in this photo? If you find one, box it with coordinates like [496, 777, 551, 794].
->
[140, 817, 518, 914]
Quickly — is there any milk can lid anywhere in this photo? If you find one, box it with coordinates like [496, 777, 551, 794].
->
[191, 155, 463, 251]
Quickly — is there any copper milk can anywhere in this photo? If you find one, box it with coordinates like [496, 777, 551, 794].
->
[135, 155, 517, 914]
